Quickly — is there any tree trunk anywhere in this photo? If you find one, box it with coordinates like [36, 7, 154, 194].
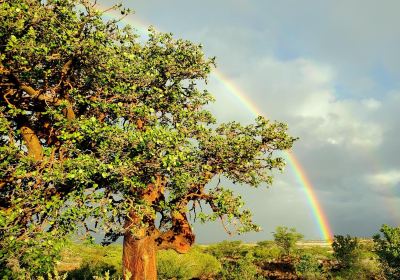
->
[123, 233, 157, 280]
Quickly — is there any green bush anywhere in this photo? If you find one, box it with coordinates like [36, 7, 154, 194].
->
[0, 233, 65, 279]
[252, 243, 281, 262]
[294, 253, 323, 279]
[330, 262, 384, 280]
[332, 235, 360, 268]
[373, 224, 400, 280]
[273, 226, 303, 256]
[157, 248, 221, 280]
[218, 253, 261, 280]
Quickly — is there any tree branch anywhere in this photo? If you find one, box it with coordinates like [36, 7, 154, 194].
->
[155, 211, 195, 253]
[5, 71, 75, 120]
[20, 125, 43, 161]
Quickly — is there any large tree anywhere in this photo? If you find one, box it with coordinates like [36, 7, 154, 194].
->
[0, 0, 296, 279]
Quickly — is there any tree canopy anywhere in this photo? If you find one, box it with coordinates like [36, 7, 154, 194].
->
[0, 0, 296, 278]
[273, 226, 304, 256]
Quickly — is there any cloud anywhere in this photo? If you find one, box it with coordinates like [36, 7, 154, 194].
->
[366, 170, 400, 187]
[362, 98, 381, 111]
[225, 56, 384, 150]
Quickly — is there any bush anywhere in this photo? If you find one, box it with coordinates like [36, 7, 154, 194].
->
[273, 226, 303, 256]
[294, 253, 324, 279]
[330, 262, 384, 280]
[218, 253, 261, 280]
[205, 240, 247, 259]
[332, 235, 360, 268]
[157, 248, 221, 280]
[252, 242, 281, 261]
[373, 224, 400, 280]
[0, 233, 65, 279]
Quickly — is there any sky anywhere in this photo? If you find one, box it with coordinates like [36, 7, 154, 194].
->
[101, 0, 400, 242]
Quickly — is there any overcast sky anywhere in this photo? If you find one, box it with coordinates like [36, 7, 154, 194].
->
[106, 1, 400, 242]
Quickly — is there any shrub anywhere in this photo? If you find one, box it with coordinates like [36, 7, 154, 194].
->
[373, 224, 400, 280]
[157, 248, 221, 280]
[294, 253, 324, 279]
[205, 240, 247, 259]
[273, 226, 303, 256]
[253, 243, 281, 262]
[330, 261, 384, 280]
[218, 253, 261, 280]
[0, 234, 65, 279]
[332, 235, 360, 268]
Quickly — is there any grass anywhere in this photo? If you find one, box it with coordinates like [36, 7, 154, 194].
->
[56, 239, 383, 280]
[58, 242, 122, 279]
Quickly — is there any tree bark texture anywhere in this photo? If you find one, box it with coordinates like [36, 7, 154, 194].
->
[122, 176, 195, 279]
[123, 233, 157, 280]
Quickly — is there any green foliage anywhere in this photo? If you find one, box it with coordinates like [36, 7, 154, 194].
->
[298, 245, 332, 260]
[294, 253, 324, 279]
[373, 224, 400, 279]
[205, 240, 247, 259]
[332, 235, 360, 268]
[67, 262, 118, 280]
[205, 241, 262, 279]
[53, 239, 386, 280]
[273, 226, 304, 256]
[0, 234, 66, 279]
[218, 253, 261, 280]
[0, 0, 295, 276]
[330, 262, 384, 280]
[157, 248, 221, 279]
[59, 242, 122, 279]
[58, 242, 220, 280]
[37, 270, 68, 280]
[253, 243, 281, 262]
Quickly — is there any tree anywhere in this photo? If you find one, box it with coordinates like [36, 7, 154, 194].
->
[331, 234, 360, 269]
[373, 224, 400, 279]
[0, 0, 296, 279]
[273, 226, 303, 256]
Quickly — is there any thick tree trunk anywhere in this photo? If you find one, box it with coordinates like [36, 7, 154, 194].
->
[123, 233, 157, 280]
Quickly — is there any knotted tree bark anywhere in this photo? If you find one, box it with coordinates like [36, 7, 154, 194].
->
[122, 176, 195, 280]
[123, 233, 158, 280]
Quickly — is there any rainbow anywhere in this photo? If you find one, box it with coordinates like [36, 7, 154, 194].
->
[98, 5, 334, 241]
[213, 71, 333, 241]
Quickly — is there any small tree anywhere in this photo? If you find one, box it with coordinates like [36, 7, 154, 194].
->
[332, 235, 360, 269]
[0, 0, 296, 279]
[273, 226, 303, 256]
[373, 224, 400, 280]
